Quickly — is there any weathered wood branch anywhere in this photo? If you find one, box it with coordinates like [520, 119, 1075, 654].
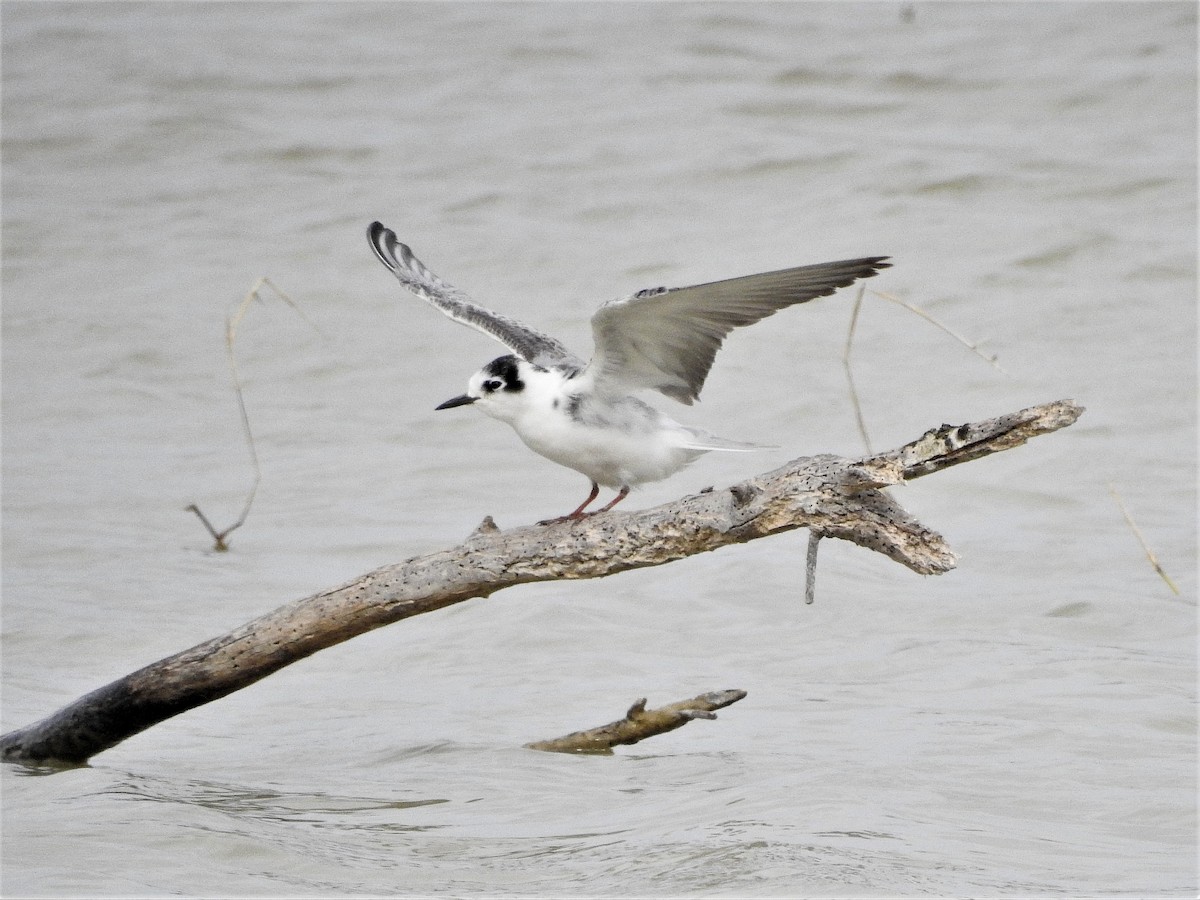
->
[526, 690, 748, 754]
[0, 399, 1083, 767]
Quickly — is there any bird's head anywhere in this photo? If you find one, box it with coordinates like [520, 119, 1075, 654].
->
[436, 354, 532, 424]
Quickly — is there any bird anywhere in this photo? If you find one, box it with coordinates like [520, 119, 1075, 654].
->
[367, 221, 889, 524]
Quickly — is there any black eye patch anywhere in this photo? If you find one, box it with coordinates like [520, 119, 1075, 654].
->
[482, 355, 524, 392]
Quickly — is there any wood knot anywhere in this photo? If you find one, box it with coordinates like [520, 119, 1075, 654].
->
[469, 516, 500, 538]
[729, 484, 760, 507]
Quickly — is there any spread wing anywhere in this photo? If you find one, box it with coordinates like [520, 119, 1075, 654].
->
[367, 222, 579, 368]
[583, 256, 891, 404]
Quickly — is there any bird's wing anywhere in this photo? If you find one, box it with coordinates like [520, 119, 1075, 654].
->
[583, 256, 891, 405]
[368, 222, 579, 367]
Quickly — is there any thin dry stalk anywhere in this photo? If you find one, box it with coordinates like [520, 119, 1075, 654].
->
[1106, 482, 1180, 595]
[842, 285, 1009, 455]
[867, 288, 1008, 374]
[841, 284, 874, 453]
[186, 277, 313, 551]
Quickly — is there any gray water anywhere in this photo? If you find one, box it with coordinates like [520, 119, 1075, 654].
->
[2, 2, 1196, 897]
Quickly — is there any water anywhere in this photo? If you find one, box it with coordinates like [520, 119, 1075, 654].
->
[2, 2, 1195, 896]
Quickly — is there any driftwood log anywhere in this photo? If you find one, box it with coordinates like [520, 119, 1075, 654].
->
[0, 399, 1083, 767]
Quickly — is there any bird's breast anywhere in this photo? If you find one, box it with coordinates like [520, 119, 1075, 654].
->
[510, 392, 703, 489]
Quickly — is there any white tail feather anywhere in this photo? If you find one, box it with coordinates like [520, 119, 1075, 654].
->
[679, 429, 776, 452]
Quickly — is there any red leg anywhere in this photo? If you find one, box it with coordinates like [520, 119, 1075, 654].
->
[592, 485, 630, 515]
[538, 481, 600, 525]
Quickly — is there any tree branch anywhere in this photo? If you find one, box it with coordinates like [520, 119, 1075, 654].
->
[526, 690, 748, 754]
[0, 399, 1083, 767]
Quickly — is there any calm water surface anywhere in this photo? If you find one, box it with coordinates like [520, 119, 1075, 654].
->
[2, 2, 1196, 897]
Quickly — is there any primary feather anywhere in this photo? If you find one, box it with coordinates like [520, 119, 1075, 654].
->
[584, 256, 892, 404]
[367, 222, 578, 368]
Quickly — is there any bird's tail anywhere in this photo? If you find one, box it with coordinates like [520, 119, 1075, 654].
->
[678, 428, 777, 452]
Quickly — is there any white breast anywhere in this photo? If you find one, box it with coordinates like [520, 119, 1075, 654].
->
[510, 374, 705, 489]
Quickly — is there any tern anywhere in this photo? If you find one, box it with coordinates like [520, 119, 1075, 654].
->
[368, 221, 889, 524]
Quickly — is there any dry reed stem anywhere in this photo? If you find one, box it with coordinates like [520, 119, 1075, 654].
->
[842, 285, 1009, 454]
[1106, 482, 1180, 595]
[186, 277, 315, 551]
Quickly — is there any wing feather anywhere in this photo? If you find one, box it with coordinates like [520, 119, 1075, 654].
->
[367, 222, 578, 367]
[585, 256, 891, 404]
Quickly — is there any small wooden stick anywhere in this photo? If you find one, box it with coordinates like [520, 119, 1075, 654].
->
[805, 530, 821, 605]
[526, 690, 747, 754]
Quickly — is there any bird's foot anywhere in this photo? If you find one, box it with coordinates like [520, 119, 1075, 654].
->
[538, 484, 628, 525]
[537, 511, 590, 526]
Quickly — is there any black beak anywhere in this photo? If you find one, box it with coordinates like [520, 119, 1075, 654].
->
[435, 394, 477, 410]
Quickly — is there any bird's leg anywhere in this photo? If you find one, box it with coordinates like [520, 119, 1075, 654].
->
[592, 485, 630, 515]
[538, 481, 600, 526]
[538, 483, 633, 525]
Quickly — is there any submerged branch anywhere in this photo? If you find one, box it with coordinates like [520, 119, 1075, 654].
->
[526, 690, 748, 754]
